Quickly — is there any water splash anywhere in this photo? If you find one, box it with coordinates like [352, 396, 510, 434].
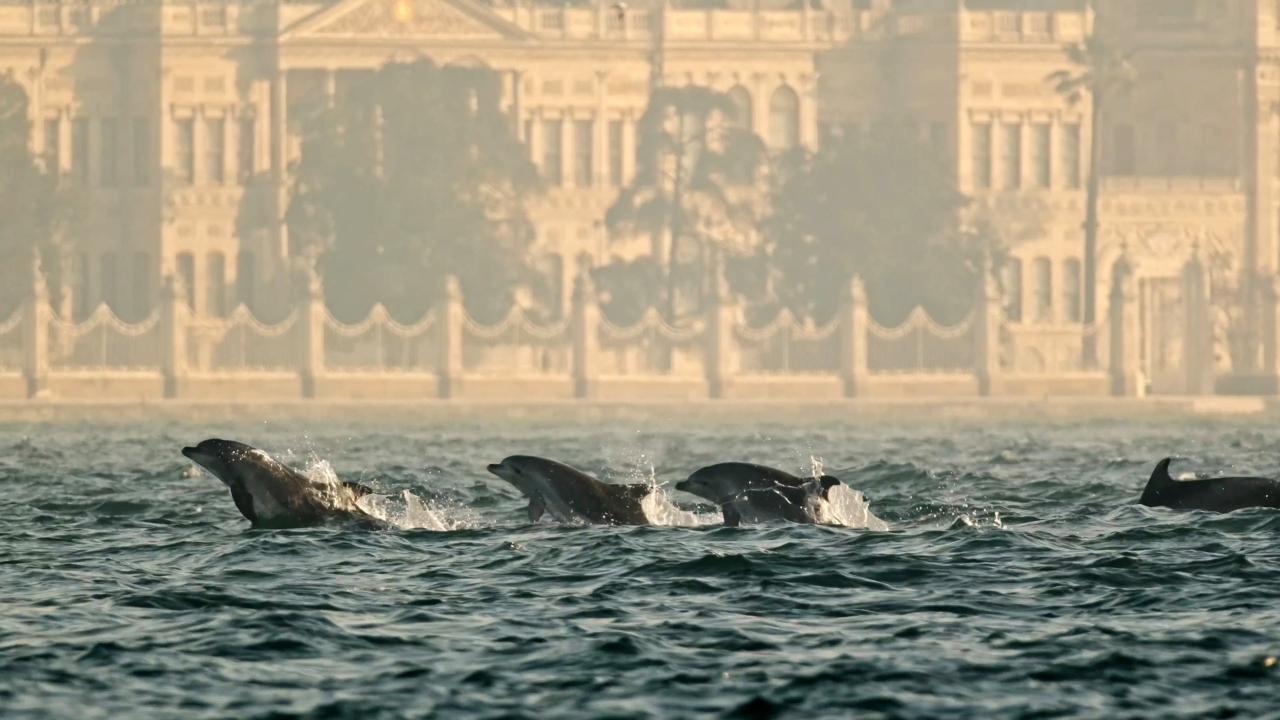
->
[809, 454, 890, 530]
[616, 458, 718, 527]
[301, 457, 472, 531]
[820, 484, 891, 531]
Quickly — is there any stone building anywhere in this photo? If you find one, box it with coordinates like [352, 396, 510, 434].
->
[0, 0, 1277, 393]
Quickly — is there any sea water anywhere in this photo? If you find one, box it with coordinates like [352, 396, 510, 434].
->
[1, 416, 1278, 717]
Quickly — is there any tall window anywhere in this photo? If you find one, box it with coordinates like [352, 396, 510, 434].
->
[1113, 124, 1136, 174]
[238, 117, 254, 183]
[573, 119, 593, 187]
[206, 118, 225, 184]
[43, 119, 59, 174]
[542, 119, 563, 185]
[1032, 124, 1051, 188]
[1032, 257, 1052, 323]
[207, 252, 227, 317]
[175, 118, 195, 185]
[131, 252, 152, 320]
[972, 122, 992, 189]
[1061, 123, 1081, 189]
[768, 86, 799, 149]
[71, 118, 89, 183]
[100, 253, 119, 310]
[132, 118, 150, 186]
[608, 120, 623, 187]
[1001, 123, 1021, 190]
[727, 85, 752, 130]
[175, 253, 195, 311]
[1002, 258, 1023, 323]
[100, 118, 118, 186]
[1063, 259, 1082, 323]
[236, 251, 256, 311]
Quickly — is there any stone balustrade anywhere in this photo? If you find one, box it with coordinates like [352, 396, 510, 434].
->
[0, 256, 1184, 402]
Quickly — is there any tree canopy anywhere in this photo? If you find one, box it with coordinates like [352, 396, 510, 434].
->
[285, 59, 539, 322]
[604, 85, 765, 320]
[0, 73, 78, 313]
[762, 126, 995, 325]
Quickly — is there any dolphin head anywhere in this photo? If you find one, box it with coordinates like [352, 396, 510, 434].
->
[487, 455, 551, 495]
[677, 466, 745, 505]
[182, 438, 261, 485]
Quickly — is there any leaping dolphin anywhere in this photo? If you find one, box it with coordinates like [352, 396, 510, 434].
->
[182, 439, 377, 528]
[1139, 458, 1280, 513]
[676, 462, 844, 526]
[486, 455, 653, 525]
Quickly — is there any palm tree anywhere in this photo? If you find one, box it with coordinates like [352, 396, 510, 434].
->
[1047, 23, 1135, 368]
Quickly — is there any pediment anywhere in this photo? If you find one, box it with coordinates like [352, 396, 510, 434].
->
[283, 0, 531, 42]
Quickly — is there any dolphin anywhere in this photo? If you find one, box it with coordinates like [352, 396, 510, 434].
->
[182, 438, 377, 528]
[486, 455, 653, 525]
[676, 462, 844, 526]
[1139, 458, 1280, 513]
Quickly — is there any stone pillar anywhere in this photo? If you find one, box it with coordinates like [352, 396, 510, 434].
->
[1182, 249, 1213, 395]
[438, 276, 464, 399]
[570, 264, 599, 399]
[621, 113, 637, 185]
[528, 109, 543, 173]
[839, 275, 869, 397]
[1109, 256, 1142, 397]
[974, 263, 1003, 396]
[23, 251, 51, 399]
[704, 257, 736, 399]
[160, 274, 189, 399]
[271, 70, 288, 180]
[1263, 276, 1280, 381]
[297, 260, 325, 398]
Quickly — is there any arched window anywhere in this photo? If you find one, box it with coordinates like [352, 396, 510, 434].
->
[1062, 259, 1082, 323]
[1001, 258, 1023, 323]
[207, 252, 227, 318]
[767, 85, 800, 150]
[131, 251, 152, 320]
[727, 85, 752, 131]
[175, 253, 195, 311]
[236, 251, 256, 311]
[1032, 257, 1052, 323]
[100, 252, 119, 311]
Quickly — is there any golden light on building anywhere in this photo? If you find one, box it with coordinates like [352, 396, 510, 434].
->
[392, 0, 414, 24]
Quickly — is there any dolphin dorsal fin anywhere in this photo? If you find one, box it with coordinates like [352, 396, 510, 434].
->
[1139, 458, 1176, 505]
[618, 484, 655, 501]
[817, 475, 842, 499]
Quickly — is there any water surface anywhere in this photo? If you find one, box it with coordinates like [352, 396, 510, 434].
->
[1, 416, 1278, 718]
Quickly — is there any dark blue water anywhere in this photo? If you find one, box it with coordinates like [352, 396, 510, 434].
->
[2, 416, 1279, 718]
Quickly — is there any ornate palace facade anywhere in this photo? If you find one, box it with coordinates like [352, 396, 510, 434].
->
[2, 0, 1279, 392]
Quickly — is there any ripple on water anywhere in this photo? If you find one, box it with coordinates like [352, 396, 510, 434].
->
[1, 418, 1279, 718]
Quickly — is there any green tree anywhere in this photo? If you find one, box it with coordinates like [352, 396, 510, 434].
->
[0, 73, 80, 314]
[763, 126, 995, 325]
[1047, 27, 1135, 366]
[605, 86, 765, 320]
[285, 59, 538, 322]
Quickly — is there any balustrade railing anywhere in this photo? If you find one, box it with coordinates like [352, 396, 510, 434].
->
[6, 261, 1153, 399]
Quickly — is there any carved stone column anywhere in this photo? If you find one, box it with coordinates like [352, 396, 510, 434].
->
[839, 275, 869, 398]
[570, 264, 600, 399]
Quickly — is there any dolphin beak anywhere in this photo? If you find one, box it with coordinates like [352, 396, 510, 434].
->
[182, 447, 213, 466]
[486, 463, 504, 476]
[675, 479, 692, 493]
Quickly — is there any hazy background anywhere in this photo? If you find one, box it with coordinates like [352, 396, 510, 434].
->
[0, 0, 1271, 396]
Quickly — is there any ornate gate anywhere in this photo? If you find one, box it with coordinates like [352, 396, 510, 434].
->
[1140, 276, 1186, 394]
